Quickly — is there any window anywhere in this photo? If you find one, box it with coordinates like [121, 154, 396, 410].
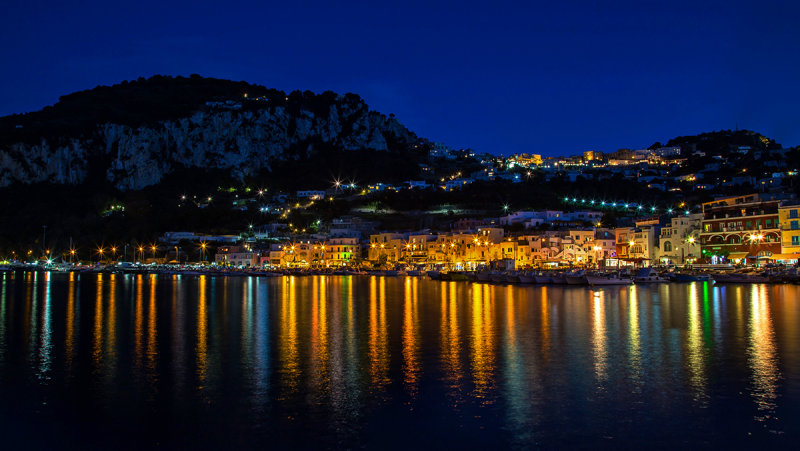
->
[791, 209, 799, 219]
[663, 241, 672, 252]
[793, 236, 800, 246]
[792, 221, 799, 230]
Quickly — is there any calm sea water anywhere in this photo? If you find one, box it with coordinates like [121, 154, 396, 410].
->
[0, 271, 798, 449]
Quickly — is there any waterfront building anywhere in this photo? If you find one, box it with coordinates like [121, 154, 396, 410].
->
[323, 237, 360, 266]
[699, 194, 781, 264]
[778, 201, 800, 262]
[656, 213, 703, 265]
[368, 233, 407, 263]
[215, 245, 260, 267]
[615, 219, 659, 266]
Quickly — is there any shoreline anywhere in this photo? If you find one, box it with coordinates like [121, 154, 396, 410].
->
[2, 264, 799, 286]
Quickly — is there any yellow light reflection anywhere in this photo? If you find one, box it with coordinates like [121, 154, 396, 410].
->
[748, 284, 779, 423]
[65, 272, 78, 371]
[540, 286, 550, 362]
[279, 276, 300, 396]
[591, 290, 608, 383]
[470, 283, 496, 401]
[134, 275, 144, 367]
[686, 284, 707, 402]
[93, 273, 104, 370]
[627, 285, 642, 388]
[106, 274, 117, 374]
[310, 276, 330, 394]
[368, 277, 390, 390]
[197, 275, 208, 385]
[146, 275, 158, 378]
[402, 277, 420, 396]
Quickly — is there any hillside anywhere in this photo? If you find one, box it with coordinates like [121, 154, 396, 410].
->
[0, 75, 422, 190]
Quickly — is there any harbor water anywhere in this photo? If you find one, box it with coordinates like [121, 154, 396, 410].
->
[0, 271, 798, 448]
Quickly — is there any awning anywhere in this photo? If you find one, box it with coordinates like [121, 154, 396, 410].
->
[727, 252, 749, 260]
[771, 254, 800, 261]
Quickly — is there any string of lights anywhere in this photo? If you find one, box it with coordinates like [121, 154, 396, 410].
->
[562, 196, 693, 215]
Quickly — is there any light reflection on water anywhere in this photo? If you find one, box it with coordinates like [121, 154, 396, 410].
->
[0, 272, 798, 448]
[748, 284, 779, 424]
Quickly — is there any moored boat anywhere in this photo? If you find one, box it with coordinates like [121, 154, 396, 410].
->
[564, 271, 588, 285]
[674, 273, 712, 282]
[712, 273, 769, 283]
[634, 268, 669, 283]
[586, 274, 633, 286]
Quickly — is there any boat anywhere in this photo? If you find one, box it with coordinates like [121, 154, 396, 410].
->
[712, 272, 769, 283]
[564, 271, 588, 285]
[550, 274, 568, 284]
[441, 271, 470, 281]
[674, 273, 712, 282]
[518, 273, 537, 284]
[406, 270, 423, 276]
[634, 268, 669, 283]
[533, 274, 552, 284]
[343, 270, 367, 276]
[427, 270, 442, 281]
[504, 272, 521, 284]
[476, 272, 492, 282]
[586, 273, 633, 286]
[490, 272, 507, 284]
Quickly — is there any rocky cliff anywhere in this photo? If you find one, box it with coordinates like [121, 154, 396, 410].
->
[0, 78, 418, 190]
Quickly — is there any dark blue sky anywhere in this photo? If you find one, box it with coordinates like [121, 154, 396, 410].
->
[2, 0, 799, 156]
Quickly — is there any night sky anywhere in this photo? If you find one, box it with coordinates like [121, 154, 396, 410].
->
[2, 0, 799, 156]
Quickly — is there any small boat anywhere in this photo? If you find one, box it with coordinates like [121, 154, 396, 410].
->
[427, 270, 442, 281]
[490, 272, 507, 284]
[550, 274, 568, 284]
[533, 274, 553, 284]
[586, 274, 633, 286]
[476, 272, 492, 282]
[634, 268, 669, 283]
[505, 272, 521, 284]
[712, 273, 769, 283]
[445, 272, 470, 282]
[518, 273, 537, 284]
[564, 271, 588, 285]
[674, 273, 712, 282]
[406, 270, 423, 276]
